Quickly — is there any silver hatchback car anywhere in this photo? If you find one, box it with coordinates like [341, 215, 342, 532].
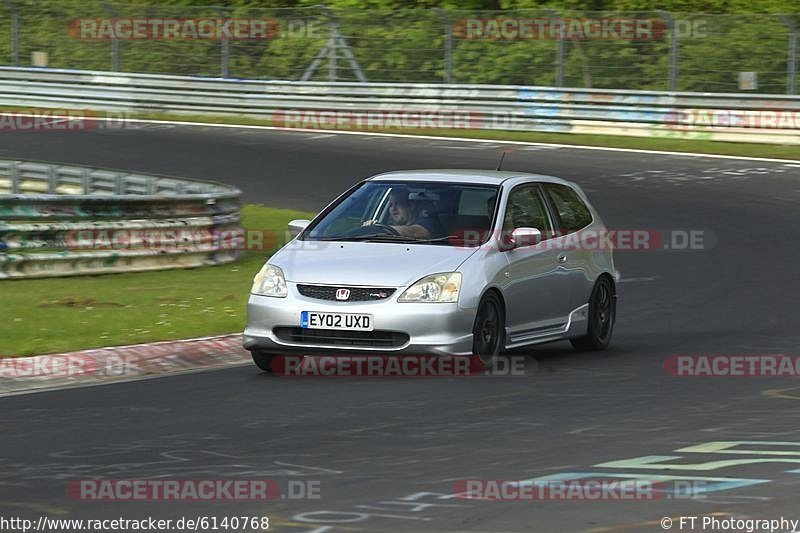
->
[244, 170, 618, 371]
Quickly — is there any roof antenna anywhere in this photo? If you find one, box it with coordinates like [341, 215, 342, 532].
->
[496, 150, 509, 171]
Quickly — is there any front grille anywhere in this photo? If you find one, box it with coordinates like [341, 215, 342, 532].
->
[274, 327, 409, 348]
[297, 284, 396, 302]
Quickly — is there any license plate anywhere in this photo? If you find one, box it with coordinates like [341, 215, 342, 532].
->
[301, 311, 373, 331]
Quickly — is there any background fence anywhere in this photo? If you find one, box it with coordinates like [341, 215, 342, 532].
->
[0, 1, 797, 93]
[0, 159, 243, 279]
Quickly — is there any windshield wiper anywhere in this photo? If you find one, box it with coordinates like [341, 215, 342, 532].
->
[314, 233, 420, 242]
[314, 234, 458, 244]
[408, 236, 457, 244]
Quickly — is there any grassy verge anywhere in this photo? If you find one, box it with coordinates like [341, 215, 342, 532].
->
[1, 205, 315, 357]
[135, 111, 800, 161]
[6, 106, 800, 160]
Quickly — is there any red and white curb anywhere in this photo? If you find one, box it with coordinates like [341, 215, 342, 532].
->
[0, 334, 250, 397]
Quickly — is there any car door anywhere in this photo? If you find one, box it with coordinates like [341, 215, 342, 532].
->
[541, 182, 597, 313]
[501, 183, 573, 341]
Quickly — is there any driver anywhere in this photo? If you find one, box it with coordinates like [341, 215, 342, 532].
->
[373, 188, 441, 239]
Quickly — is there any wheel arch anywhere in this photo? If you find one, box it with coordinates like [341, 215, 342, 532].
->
[480, 286, 507, 319]
[479, 287, 507, 349]
[597, 272, 617, 297]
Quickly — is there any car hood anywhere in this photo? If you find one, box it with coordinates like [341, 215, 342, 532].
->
[270, 240, 478, 287]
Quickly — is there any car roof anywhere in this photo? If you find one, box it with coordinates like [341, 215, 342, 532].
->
[367, 169, 573, 186]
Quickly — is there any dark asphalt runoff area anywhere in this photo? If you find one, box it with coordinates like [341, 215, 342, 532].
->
[2, 124, 800, 532]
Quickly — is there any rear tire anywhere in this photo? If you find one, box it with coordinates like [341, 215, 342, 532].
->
[251, 351, 274, 373]
[472, 292, 505, 368]
[570, 276, 615, 351]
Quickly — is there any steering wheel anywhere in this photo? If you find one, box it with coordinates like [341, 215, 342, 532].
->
[369, 223, 401, 236]
[340, 223, 401, 237]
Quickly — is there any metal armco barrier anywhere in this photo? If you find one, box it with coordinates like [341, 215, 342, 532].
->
[1, 67, 800, 144]
[0, 159, 242, 279]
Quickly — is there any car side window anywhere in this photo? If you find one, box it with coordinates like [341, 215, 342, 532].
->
[543, 183, 593, 234]
[503, 185, 553, 237]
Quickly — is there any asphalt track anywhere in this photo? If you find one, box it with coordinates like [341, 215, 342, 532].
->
[2, 125, 800, 532]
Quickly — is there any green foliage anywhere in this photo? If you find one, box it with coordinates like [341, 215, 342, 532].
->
[0, 0, 797, 91]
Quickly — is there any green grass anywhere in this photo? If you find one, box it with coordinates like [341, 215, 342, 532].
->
[134, 111, 800, 160]
[7, 106, 800, 160]
[1, 205, 315, 357]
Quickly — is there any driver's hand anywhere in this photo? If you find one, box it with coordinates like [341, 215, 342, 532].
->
[361, 220, 375, 226]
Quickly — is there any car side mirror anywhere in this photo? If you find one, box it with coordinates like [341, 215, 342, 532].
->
[287, 219, 311, 238]
[501, 227, 542, 251]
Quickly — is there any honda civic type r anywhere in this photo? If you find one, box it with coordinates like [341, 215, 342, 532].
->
[243, 170, 618, 372]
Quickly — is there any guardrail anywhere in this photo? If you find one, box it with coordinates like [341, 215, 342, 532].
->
[2, 67, 799, 144]
[0, 159, 243, 279]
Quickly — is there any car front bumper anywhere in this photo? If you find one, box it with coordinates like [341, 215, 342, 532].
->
[243, 287, 476, 357]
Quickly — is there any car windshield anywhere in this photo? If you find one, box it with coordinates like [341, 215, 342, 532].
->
[304, 181, 501, 245]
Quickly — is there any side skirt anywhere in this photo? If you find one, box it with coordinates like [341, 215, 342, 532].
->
[504, 303, 589, 350]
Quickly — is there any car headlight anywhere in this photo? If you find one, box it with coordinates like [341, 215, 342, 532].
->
[398, 272, 461, 303]
[251, 264, 288, 297]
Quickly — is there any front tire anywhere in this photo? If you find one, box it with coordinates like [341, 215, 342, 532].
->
[570, 276, 615, 351]
[251, 351, 275, 372]
[472, 292, 505, 368]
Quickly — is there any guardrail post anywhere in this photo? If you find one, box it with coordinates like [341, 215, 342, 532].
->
[213, 6, 229, 78]
[782, 16, 798, 95]
[221, 35, 229, 78]
[101, 0, 120, 71]
[659, 11, 679, 91]
[47, 166, 57, 193]
[3, 0, 19, 66]
[11, 8, 18, 66]
[82, 169, 91, 194]
[549, 10, 565, 87]
[10, 162, 19, 194]
[328, 22, 337, 82]
[435, 9, 453, 83]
